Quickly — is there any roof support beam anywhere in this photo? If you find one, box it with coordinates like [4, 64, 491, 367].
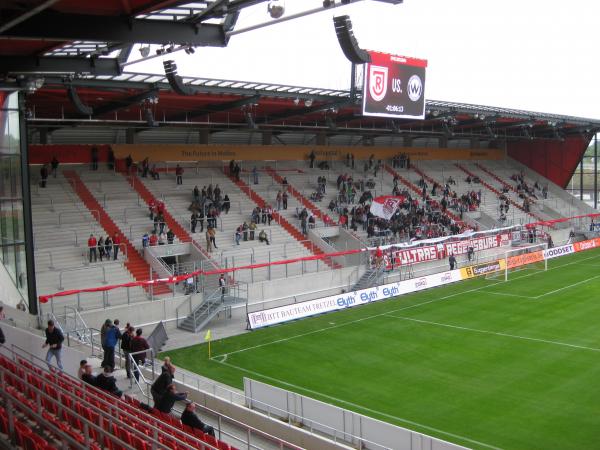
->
[256, 99, 353, 125]
[0, 56, 121, 76]
[169, 94, 261, 121]
[2, 11, 227, 46]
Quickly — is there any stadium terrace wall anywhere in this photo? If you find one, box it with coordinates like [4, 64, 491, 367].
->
[507, 136, 588, 189]
[247, 238, 600, 329]
[29, 144, 504, 164]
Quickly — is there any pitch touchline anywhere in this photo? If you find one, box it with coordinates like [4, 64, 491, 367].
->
[385, 315, 600, 353]
[214, 359, 503, 450]
[212, 253, 600, 359]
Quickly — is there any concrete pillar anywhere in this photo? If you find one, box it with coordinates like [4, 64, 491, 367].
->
[262, 131, 272, 145]
[125, 128, 136, 144]
[199, 129, 210, 144]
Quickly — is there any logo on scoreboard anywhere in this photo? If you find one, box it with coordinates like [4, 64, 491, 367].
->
[368, 65, 388, 102]
[407, 75, 423, 102]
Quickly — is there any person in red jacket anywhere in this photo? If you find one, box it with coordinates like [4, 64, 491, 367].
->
[112, 233, 121, 260]
[88, 234, 97, 263]
[175, 164, 184, 185]
[149, 231, 158, 246]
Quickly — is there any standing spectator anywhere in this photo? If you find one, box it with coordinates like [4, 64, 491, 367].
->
[96, 366, 123, 397]
[207, 226, 217, 250]
[40, 164, 49, 188]
[130, 328, 149, 382]
[0, 325, 4, 345]
[142, 233, 149, 248]
[101, 319, 120, 370]
[197, 209, 205, 233]
[112, 233, 121, 260]
[107, 149, 115, 171]
[205, 228, 212, 252]
[191, 212, 198, 233]
[181, 402, 216, 437]
[235, 226, 242, 245]
[249, 221, 257, 240]
[219, 274, 226, 301]
[50, 156, 59, 178]
[104, 235, 112, 260]
[276, 191, 282, 210]
[155, 384, 187, 414]
[309, 150, 316, 169]
[149, 231, 158, 246]
[175, 164, 184, 185]
[301, 216, 308, 235]
[91, 146, 99, 170]
[98, 236, 105, 261]
[121, 325, 134, 379]
[125, 154, 133, 174]
[282, 191, 288, 210]
[88, 234, 97, 263]
[222, 194, 231, 214]
[252, 166, 259, 184]
[42, 320, 64, 370]
[166, 229, 175, 244]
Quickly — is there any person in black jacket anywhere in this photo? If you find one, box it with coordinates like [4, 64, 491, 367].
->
[151, 364, 175, 406]
[42, 320, 64, 370]
[155, 384, 187, 414]
[121, 325, 134, 379]
[181, 402, 215, 437]
[0, 325, 5, 345]
[81, 364, 96, 387]
[95, 366, 122, 397]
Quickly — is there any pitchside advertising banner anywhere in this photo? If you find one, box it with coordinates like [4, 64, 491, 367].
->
[362, 51, 428, 119]
[247, 237, 600, 329]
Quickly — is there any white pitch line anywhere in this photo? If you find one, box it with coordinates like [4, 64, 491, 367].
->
[533, 273, 600, 299]
[212, 252, 600, 359]
[479, 291, 537, 299]
[385, 315, 600, 353]
[214, 358, 504, 450]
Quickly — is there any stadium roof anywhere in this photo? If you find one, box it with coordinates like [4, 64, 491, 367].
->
[23, 71, 600, 143]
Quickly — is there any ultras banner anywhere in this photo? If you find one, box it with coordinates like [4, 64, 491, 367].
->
[362, 51, 427, 119]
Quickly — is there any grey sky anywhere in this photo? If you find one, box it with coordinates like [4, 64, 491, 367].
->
[127, 0, 599, 119]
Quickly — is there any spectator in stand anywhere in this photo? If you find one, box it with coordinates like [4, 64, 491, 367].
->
[121, 325, 134, 379]
[309, 150, 316, 168]
[40, 164, 49, 188]
[96, 366, 123, 398]
[234, 163, 241, 181]
[77, 359, 88, 379]
[175, 164, 184, 185]
[219, 274, 226, 301]
[107, 149, 115, 171]
[258, 229, 270, 245]
[130, 328, 149, 382]
[158, 230, 166, 245]
[81, 364, 96, 386]
[149, 164, 159, 180]
[104, 235, 112, 259]
[142, 233, 149, 248]
[229, 159, 235, 175]
[467, 246, 474, 261]
[276, 191, 282, 210]
[112, 233, 121, 260]
[190, 212, 198, 233]
[98, 236, 105, 261]
[282, 191, 288, 210]
[50, 156, 59, 178]
[249, 221, 257, 240]
[149, 231, 158, 246]
[166, 229, 175, 244]
[91, 147, 99, 171]
[235, 226, 242, 245]
[151, 363, 176, 405]
[161, 356, 174, 375]
[181, 402, 216, 436]
[101, 319, 120, 370]
[125, 154, 133, 174]
[252, 166, 259, 184]
[222, 194, 231, 214]
[43, 320, 64, 370]
[156, 384, 188, 414]
[88, 234, 98, 263]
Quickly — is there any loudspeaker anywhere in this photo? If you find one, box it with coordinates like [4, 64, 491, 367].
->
[163, 60, 194, 96]
[333, 15, 371, 64]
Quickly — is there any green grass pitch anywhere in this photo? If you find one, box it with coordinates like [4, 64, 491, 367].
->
[162, 248, 600, 450]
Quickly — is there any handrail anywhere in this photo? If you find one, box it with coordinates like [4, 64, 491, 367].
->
[59, 265, 106, 290]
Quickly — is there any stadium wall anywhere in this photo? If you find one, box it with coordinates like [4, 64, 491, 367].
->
[507, 136, 588, 188]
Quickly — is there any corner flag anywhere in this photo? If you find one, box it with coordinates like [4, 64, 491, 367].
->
[204, 329, 212, 359]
